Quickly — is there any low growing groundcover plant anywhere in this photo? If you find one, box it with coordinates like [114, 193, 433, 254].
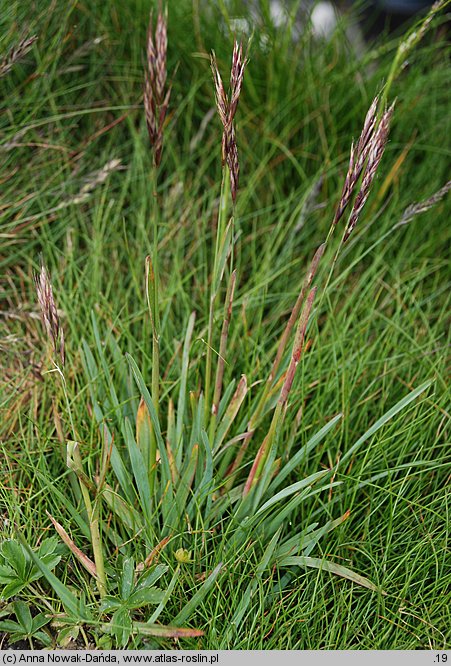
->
[1, 0, 450, 650]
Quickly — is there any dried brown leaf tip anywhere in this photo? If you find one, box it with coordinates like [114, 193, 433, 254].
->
[211, 41, 248, 203]
[334, 98, 394, 240]
[144, 6, 172, 167]
[34, 262, 65, 366]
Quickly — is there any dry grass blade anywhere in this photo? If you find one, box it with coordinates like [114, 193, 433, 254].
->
[34, 262, 65, 365]
[46, 512, 97, 578]
[0, 34, 37, 77]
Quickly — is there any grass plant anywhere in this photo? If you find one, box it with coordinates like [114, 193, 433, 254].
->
[1, 0, 450, 650]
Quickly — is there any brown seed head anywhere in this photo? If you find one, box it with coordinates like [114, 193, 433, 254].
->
[144, 6, 172, 167]
[344, 103, 394, 241]
[333, 96, 379, 226]
[34, 263, 65, 365]
[0, 34, 37, 78]
[211, 41, 248, 203]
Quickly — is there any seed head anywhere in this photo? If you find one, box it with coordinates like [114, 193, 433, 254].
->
[144, 6, 172, 167]
[0, 34, 37, 78]
[344, 104, 394, 241]
[211, 40, 248, 203]
[333, 96, 379, 226]
[34, 262, 65, 365]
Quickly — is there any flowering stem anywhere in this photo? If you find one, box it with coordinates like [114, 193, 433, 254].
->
[204, 166, 231, 427]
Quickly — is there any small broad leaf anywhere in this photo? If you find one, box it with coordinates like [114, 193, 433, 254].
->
[37, 537, 60, 558]
[57, 625, 80, 648]
[0, 620, 21, 632]
[1, 580, 27, 600]
[13, 601, 33, 634]
[0, 564, 16, 583]
[135, 564, 168, 590]
[33, 631, 53, 647]
[127, 586, 164, 609]
[17, 533, 84, 619]
[111, 607, 132, 647]
[120, 557, 135, 601]
[31, 614, 50, 633]
[2, 541, 26, 579]
[99, 597, 123, 613]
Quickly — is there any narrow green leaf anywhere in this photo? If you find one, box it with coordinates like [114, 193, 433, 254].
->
[123, 418, 152, 524]
[256, 470, 327, 516]
[270, 413, 343, 492]
[279, 555, 385, 594]
[148, 566, 180, 624]
[101, 484, 143, 533]
[221, 529, 282, 646]
[172, 563, 223, 625]
[213, 375, 248, 454]
[176, 311, 196, 446]
[340, 380, 433, 466]
[166, 443, 198, 533]
[126, 354, 173, 487]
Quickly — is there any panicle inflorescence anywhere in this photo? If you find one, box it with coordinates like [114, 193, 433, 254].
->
[334, 98, 394, 240]
[0, 34, 37, 78]
[344, 104, 394, 241]
[34, 263, 65, 365]
[144, 6, 172, 167]
[398, 179, 451, 227]
[211, 41, 248, 203]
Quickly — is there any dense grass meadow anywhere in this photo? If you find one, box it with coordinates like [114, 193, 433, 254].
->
[1, 0, 450, 650]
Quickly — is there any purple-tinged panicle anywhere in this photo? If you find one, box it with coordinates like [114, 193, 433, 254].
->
[0, 34, 37, 78]
[343, 103, 394, 241]
[211, 40, 248, 203]
[144, 6, 172, 167]
[334, 96, 379, 226]
[34, 263, 65, 366]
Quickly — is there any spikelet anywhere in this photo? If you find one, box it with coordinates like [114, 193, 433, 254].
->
[0, 34, 37, 78]
[34, 263, 65, 365]
[144, 6, 172, 167]
[211, 41, 248, 203]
